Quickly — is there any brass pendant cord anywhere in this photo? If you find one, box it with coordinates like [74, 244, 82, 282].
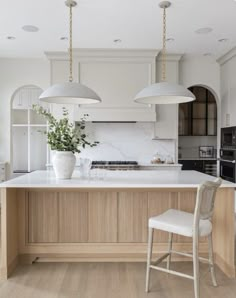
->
[161, 6, 167, 82]
[69, 3, 73, 83]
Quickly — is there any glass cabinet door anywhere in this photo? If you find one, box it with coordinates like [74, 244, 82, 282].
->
[207, 92, 217, 136]
[179, 86, 217, 136]
[179, 104, 191, 136]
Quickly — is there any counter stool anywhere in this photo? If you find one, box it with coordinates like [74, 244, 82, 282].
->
[145, 178, 222, 298]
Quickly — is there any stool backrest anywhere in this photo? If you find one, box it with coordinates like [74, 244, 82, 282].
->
[194, 178, 222, 223]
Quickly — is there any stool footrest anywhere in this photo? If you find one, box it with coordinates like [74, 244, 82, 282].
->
[171, 250, 209, 263]
[150, 265, 194, 280]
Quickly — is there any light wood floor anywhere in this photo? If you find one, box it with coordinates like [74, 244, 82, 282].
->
[0, 261, 236, 298]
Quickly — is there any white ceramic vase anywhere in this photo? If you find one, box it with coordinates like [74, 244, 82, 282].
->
[52, 151, 76, 179]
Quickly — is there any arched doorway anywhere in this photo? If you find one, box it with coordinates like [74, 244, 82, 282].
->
[10, 85, 48, 176]
[178, 85, 218, 176]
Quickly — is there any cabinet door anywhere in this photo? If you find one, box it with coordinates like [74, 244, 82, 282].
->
[28, 191, 58, 243]
[207, 97, 217, 136]
[155, 104, 178, 139]
[229, 87, 236, 127]
[58, 192, 88, 243]
[179, 160, 203, 172]
[179, 104, 191, 136]
[88, 192, 117, 242]
[118, 191, 148, 242]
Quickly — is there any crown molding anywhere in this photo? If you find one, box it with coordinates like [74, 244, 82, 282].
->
[217, 47, 236, 65]
[44, 49, 160, 60]
[157, 53, 183, 62]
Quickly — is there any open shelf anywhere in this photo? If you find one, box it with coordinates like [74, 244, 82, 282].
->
[11, 86, 49, 174]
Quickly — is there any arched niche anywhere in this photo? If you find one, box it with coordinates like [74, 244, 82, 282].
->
[11, 85, 48, 175]
[178, 85, 218, 175]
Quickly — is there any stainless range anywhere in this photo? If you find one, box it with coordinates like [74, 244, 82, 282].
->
[92, 161, 139, 171]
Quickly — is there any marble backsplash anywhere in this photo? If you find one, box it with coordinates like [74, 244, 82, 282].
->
[77, 122, 175, 164]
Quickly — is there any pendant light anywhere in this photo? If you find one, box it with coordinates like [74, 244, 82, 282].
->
[40, 0, 101, 104]
[134, 1, 195, 104]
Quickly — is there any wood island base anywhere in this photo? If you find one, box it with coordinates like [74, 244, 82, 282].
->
[0, 187, 235, 280]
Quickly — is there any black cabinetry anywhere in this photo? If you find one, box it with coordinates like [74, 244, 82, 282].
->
[179, 159, 217, 176]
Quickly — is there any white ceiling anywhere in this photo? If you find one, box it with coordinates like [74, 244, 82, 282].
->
[0, 0, 236, 59]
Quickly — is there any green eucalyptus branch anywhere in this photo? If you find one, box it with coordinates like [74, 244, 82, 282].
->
[32, 105, 99, 154]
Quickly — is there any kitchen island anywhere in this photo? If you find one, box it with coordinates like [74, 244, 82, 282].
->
[0, 170, 235, 280]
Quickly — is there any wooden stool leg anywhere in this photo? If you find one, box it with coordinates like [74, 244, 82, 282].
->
[193, 235, 200, 298]
[146, 227, 154, 293]
[208, 233, 218, 287]
[167, 232, 173, 271]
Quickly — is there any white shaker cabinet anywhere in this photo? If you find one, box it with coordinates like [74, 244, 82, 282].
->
[218, 50, 236, 127]
[153, 104, 178, 139]
[46, 50, 158, 122]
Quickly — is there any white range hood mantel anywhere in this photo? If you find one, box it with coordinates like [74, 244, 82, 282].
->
[46, 49, 159, 122]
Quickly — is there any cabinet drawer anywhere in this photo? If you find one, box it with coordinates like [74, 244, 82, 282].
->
[178, 160, 204, 172]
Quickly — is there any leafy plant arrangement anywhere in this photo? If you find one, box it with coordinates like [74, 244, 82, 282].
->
[33, 105, 98, 153]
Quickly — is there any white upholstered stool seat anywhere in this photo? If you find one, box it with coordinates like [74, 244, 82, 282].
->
[149, 209, 212, 238]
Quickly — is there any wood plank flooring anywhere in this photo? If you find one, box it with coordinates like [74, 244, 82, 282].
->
[0, 262, 236, 298]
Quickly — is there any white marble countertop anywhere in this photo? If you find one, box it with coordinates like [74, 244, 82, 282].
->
[0, 170, 234, 189]
[139, 163, 182, 167]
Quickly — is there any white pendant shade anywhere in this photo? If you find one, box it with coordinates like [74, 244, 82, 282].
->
[134, 82, 196, 104]
[39, 82, 101, 104]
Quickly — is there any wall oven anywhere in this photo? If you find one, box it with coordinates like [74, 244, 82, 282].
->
[219, 148, 236, 182]
[220, 160, 236, 182]
[220, 148, 236, 161]
[221, 127, 236, 149]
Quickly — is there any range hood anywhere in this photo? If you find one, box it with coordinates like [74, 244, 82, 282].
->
[74, 106, 156, 122]
[46, 49, 158, 122]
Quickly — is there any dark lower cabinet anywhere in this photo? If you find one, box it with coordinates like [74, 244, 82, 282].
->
[179, 160, 217, 176]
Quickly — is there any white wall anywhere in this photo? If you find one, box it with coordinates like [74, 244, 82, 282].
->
[0, 58, 50, 177]
[179, 55, 220, 99]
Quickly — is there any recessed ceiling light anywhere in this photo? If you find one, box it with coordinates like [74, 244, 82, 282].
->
[22, 25, 39, 32]
[6, 36, 16, 40]
[195, 27, 213, 34]
[166, 38, 174, 42]
[218, 38, 229, 43]
[113, 39, 122, 43]
[60, 36, 68, 41]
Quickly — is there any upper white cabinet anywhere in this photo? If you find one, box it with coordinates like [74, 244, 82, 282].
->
[46, 50, 158, 122]
[218, 49, 236, 127]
